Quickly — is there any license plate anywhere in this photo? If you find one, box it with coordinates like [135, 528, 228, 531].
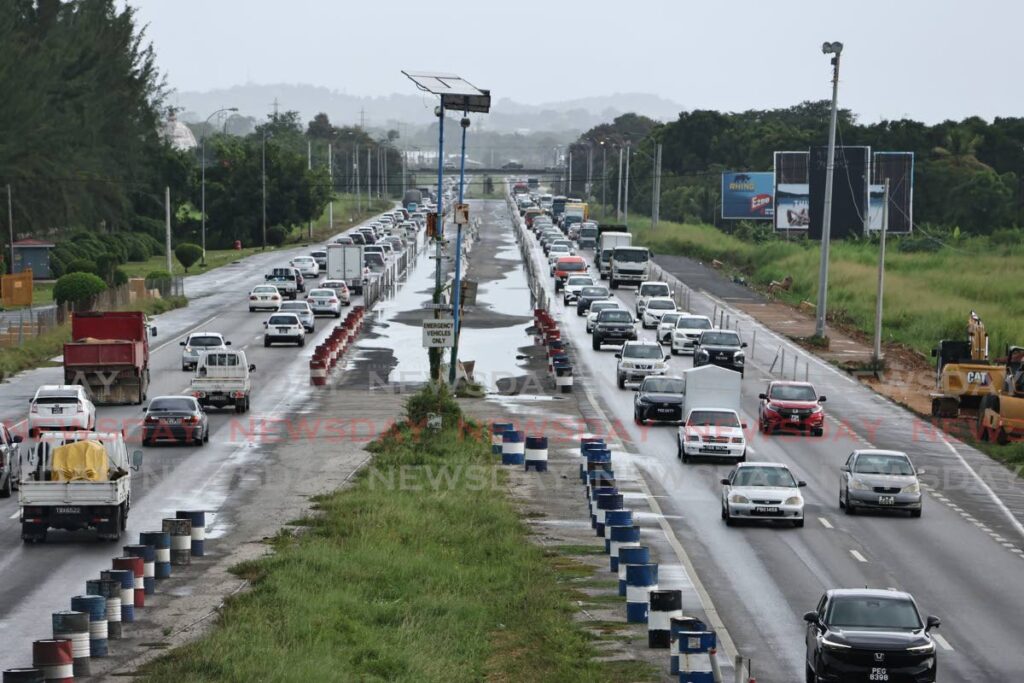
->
[51, 407, 64, 414]
[788, 416, 801, 423]
[163, 418, 181, 424]
[869, 668, 888, 681]
[754, 506, 780, 514]
[657, 408, 674, 414]
[56, 507, 80, 514]
[314, 300, 326, 305]
[878, 496, 895, 505]
[277, 327, 289, 333]
[702, 446, 728, 452]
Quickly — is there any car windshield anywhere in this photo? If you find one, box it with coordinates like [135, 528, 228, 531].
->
[688, 410, 741, 428]
[614, 249, 649, 262]
[826, 597, 922, 630]
[581, 287, 609, 298]
[269, 315, 299, 326]
[660, 314, 682, 327]
[550, 245, 569, 253]
[642, 378, 684, 394]
[567, 276, 593, 286]
[732, 466, 797, 488]
[641, 284, 670, 297]
[149, 398, 196, 412]
[648, 299, 675, 311]
[624, 345, 664, 359]
[280, 303, 309, 312]
[770, 384, 818, 401]
[600, 310, 632, 323]
[853, 454, 914, 476]
[188, 335, 222, 347]
[677, 317, 712, 330]
[701, 332, 740, 346]
[559, 261, 585, 271]
[581, 227, 598, 236]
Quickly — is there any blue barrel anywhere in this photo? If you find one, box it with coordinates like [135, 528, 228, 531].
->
[141, 531, 172, 579]
[101, 569, 135, 623]
[673, 625, 716, 682]
[608, 524, 642, 571]
[617, 545, 650, 596]
[524, 435, 548, 472]
[86, 578, 122, 640]
[589, 486, 617, 524]
[580, 438, 606, 456]
[71, 595, 107, 658]
[52, 610, 90, 676]
[124, 544, 156, 594]
[580, 447, 611, 481]
[594, 492, 624, 535]
[669, 616, 708, 674]
[603, 510, 634, 551]
[586, 470, 616, 497]
[491, 422, 513, 454]
[2, 669, 43, 682]
[648, 590, 683, 649]
[625, 563, 658, 623]
[177, 510, 207, 557]
[501, 430, 525, 465]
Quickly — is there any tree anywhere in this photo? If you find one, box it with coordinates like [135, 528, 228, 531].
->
[174, 243, 203, 272]
[54, 272, 107, 310]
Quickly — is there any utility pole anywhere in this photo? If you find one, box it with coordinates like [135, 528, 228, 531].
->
[307, 140, 313, 240]
[200, 107, 237, 266]
[327, 142, 334, 235]
[587, 143, 593, 199]
[165, 186, 172, 273]
[652, 143, 663, 230]
[601, 144, 607, 217]
[367, 147, 371, 204]
[401, 147, 407, 194]
[616, 146, 624, 221]
[262, 130, 268, 249]
[873, 178, 889, 363]
[448, 114, 470, 385]
[568, 151, 573, 196]
[815, 41, 843, 339]
[624, 142, 631, 225]
[432, 102, 447, 382]
[7, 184, 15, 274]
[355, 144, 361, 212]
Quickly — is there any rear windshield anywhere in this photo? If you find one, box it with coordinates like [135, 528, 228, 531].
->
[641, 378, 684, 394]
[648, 299, 675, 310]
[590, 303, 619, 313]
[559, 261, 585, 271]
[188, 336, 223, 347]
[204, 353, 239, 367]
[149, 398, 196, 412]
[581, 287, 609, 297]
[660, 314, 682, 326]
[280, 303, 310, 312]
[34, 395, 78, 404]
[567, 276, 593, 286]
[268, 315, 299, 326]
[580, 227, 598, 236]
[308, 290, 335, 298]
[252, 286, 278, 294]
[599, 310, 632, 323]
[688, 410, 741, 428]
[678, 317, 712, 329]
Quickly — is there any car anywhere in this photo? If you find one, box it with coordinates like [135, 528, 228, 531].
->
[576, 286, 611, 316]
[357, 228, 377, 244]
[347, 231, 366, 246]
[264, 313, 305, 347]
[553, 256, 588, 291]
[562, 274, 595, 304]
[693, 329, 747, 376]
[248, 285, 282, 312]
[615, 340, 669, 389]
[364, 252, 385, 273]
[377, 243, 395, 259]
[549, 238, 575, 255]
[279, 301, 315, 333]
[677, 408, 747, 463]
[364, 245, 387, 260]
[310, 250, 328, 269]
[671, 315, 713, 355]
[656, 312, 684, 345]
[290, 256, 320, 278]
[306, 288, 343, 318]
[840, 450, 923, 517]
[384, 236, 405, 252]
[634, 375, 685, 424]
[804, 589, 940, 683]
[636, 281, 672, 316]
[28, 385, 96, 438]
[318, 279, 351, 305]
[180, 332, 230, 371]
[142, 395, 208, 447]
[334, 235, 354, 245]
[759, 381, 826, 436]
[640, 297, 677, 329]
[265, 266, 303, 298]
[587, 301, 622, 333]
[546, 244, 573, 267]
[593, 309, 638, 351]
[720, 462, 806, 527]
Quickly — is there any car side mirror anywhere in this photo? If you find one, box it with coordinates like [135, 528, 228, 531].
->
[614, 353, 622, 359]
[741, 342, 748, 348]
[758, 393, 767, 400]
[131, 450, 144, 471]
[263, 322, 268, 328]
[840, 465, 850, 472]
[741, 423, 748, 429]
[150, 326, 158, 337]
[179, 341, 186, 346]
[818, 396, 827, 402]
[798, 480, 807, 487]
[12, 435, 22, 444]
[664, 354, 671, 361]
[926, 615, 941, 631]
[225, 341, 232, 346]
[803, 611, 819, 625]
[720, 478, 730, 485]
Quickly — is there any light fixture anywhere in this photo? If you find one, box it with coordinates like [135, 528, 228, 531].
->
[822, 41, 843, 55]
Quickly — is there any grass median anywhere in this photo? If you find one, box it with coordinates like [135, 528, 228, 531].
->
[141, 386, 652, 682]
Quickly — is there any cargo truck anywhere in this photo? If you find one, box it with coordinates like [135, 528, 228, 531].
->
[63, 312, 153, 405]
[327, 243, 366, 294]
[596, 231, 632, 279]
[609, 246, 652, 289]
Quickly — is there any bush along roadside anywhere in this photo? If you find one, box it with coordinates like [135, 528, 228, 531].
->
[140, 383, 644, 683]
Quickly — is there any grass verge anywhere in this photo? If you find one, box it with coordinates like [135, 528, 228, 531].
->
[140, 385, 652, 683]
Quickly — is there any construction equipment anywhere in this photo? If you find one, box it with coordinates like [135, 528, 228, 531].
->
[977, 347, 1024, 444]
[930, 311, 1004, 418]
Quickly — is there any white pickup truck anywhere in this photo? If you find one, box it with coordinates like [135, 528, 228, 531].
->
[19, 431, 142, 542]
[190, 350, 255, 413]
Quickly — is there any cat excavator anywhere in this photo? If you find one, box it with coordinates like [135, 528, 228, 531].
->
[930, 312, 1004, 418]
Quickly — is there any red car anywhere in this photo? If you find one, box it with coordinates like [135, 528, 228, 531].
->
[758, 381, 826, 435]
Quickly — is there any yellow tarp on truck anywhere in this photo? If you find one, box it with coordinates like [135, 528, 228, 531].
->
[51, 440, 109, 482]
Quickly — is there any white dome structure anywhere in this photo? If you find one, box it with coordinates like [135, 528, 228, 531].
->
[161, 112, 197, 151]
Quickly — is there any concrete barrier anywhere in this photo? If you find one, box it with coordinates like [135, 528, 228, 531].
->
[51, 611, 89, 676]
[625, 563, 659, 623]
[86, 578, 121, 640]
[141, 530, 171, 579]
[176, 510, 206, 556]
[70, 595, 107, 659]
[100, 569, 134, 624]
[31, 640, 72, 683]
[523, 435, 548, 472]
[500, 430, 525, 466]
[648, 589, 683, 649]
[617, 546, 651, 596]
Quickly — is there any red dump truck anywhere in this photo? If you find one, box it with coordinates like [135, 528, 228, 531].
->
[63, 311, 153, 405]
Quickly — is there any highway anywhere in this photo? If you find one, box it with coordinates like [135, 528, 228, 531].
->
[515, 199, 1024, 680]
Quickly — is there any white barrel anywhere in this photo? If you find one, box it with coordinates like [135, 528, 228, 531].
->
[626, 584, 658, 603]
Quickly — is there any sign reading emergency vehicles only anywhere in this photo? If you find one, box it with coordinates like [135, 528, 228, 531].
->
[422, 317, 455, 348]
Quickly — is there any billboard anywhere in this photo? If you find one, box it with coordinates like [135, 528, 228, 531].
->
[721, 172, 774, 220]
[808, 145, 869, 241]
[773, 151, 810, 230]
[870, 152, 914, 233]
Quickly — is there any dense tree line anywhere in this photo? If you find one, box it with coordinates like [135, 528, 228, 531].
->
[568, 103, 1024, 234]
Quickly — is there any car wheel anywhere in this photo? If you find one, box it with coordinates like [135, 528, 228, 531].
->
[249, 307, 255, 312]
[844, 491, 856, 515]
[738, 450, 746, 463]
[617, 375, 625, 389]
[335, 312, 342, 318]
[813, 428, 824, 437]
[264, 338, 272, 347]
[634, 413, 644, 426]
[793, 518, 805, 528]
[724, 507, 735, 526]
[298, 337, 306, 347]
[806, 663, 816, 683]
[204, 426, 210, 443]
[0, 473, 11, 498]
[192, 430, 203, 447]
[910, 508, 922, 518]
[671, 348, 678, 356]
[592, 336, 601, 351]
[609, 278, 617, 290]
[182, 364, 189, 372]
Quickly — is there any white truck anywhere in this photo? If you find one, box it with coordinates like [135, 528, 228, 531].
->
[19, 431, 142, 542]
[0, 424, 23, 498]
[597, 231, 632, 279]
[327, 243, 365, 294]
[609, 246, 652, 289]
[190, 349, 255, 413]
[676, 365, 747, 463]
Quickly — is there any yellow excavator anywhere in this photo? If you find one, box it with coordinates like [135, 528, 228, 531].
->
[977, 347, 1024, 444]
[930, 312, 1005, 418]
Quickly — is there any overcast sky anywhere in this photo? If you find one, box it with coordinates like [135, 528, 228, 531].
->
[130, 0, 1024, 124]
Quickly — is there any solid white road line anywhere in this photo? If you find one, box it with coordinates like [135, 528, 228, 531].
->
[932, 633, 954, 651]
[9, 511, 20, 520]
[849, 549, 868, 563]
[817, 517, 833, 529]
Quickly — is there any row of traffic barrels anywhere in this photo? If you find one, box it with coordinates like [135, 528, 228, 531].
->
[533, 308, 574, 393]
[310, 306, 366, 386]
[3, 511, 208, 681]
[490, 422, 548, 472]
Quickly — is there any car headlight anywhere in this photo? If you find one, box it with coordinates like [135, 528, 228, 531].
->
[730, 494, 750, 504]
[784, 496, 802, 506]
[821, 635, 851, 651]
[906, 641, 935, 654]
[636, 396, 650, 404]
[902, 482, 920, 494]
[687, 434, 700, 442]
[765, 403, 781, 414]
[734, 354, 745, 364]
[810, 405, 823, 414]
[850, 479, 871, 490]
[731, 437, 743, 443]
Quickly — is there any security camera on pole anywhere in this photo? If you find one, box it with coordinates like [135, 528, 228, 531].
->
[814, 41, 844, 341]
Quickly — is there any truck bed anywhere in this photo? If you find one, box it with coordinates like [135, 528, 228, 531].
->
[64, 340, 144, 367]
[191, 377, 250, 394]
[19, 478, 128, 507]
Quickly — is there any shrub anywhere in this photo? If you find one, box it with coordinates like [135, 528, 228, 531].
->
[64, 258, 98, 275]
[112, 268, 129, 287]
[127, 242, 149, 261]
[989, 228, 1022, 247]
[405, 382, 463, 428]
[266, 225, 288, 246]
[145, 270, 173, 281]
[174, 243, 203, 272]
[53, 272, 107, 309]
[95, 254, 122, 284]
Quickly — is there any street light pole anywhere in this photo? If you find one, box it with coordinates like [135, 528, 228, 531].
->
[601, 143, 607, 217]
[616, 146, 624, 222]
[872, 178, 890, 363]
[200, 107, 237, 265]
[262, 129, 269, 250]
[448, 114, 470, 385]
[815, 41, 843, 339]
[327, 141, 333, 236]
[431, 102, 447, 383]
[624, 142, 631, 225]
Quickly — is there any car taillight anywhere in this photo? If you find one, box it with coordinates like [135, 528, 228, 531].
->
[30, 403, 39, 413]
[144, 415, 158, 424]
[329, 298, 338, 304]
[183, 416, 199, 425]
[192, 391, 205, 398]
[250, 295, 258, 301]
[76, 402, 84, 414]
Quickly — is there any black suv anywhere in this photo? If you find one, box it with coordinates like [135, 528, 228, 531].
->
[634, 375, 685, 425]
[593, 309, 637, 350]
[804, 589, 940, 683]
[694, 329, 746, 377]
[575, 286, 610, 316]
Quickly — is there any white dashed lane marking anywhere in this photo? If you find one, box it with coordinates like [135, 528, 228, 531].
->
[818, 517, 833, 529]
[850, 549, 868, 563]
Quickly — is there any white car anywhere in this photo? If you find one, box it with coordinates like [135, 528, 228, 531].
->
[636, 281, 672, 315]
[318, 279, 351, 305]
[279, 301, 315, 333]
[307, 288, 343, 318]
[180, 332, 230, 371]
[641, 297, 677, 329]
[720, 462, 806, 527]
[547, 244, 572, 272]
[678, 408, 747, 463]
[562, 275, 595, 305]
[248, 285, 282, 312]
[290, 256, 320, 278]
[671, 315, 713, 355]
[615, 340, 669, 389]
[28, 385, 96, 438]
[587, 301, 621, 333]
[263, 313, 305, 347]
[310, 250, 328, 269]
[656, 312, 684, 345]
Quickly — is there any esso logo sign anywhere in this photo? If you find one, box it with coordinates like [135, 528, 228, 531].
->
[967, 371, 991, 386]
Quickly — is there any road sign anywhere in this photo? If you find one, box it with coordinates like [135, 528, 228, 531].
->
[455, 203, 470, 225]
[422, 317, 455, 348]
